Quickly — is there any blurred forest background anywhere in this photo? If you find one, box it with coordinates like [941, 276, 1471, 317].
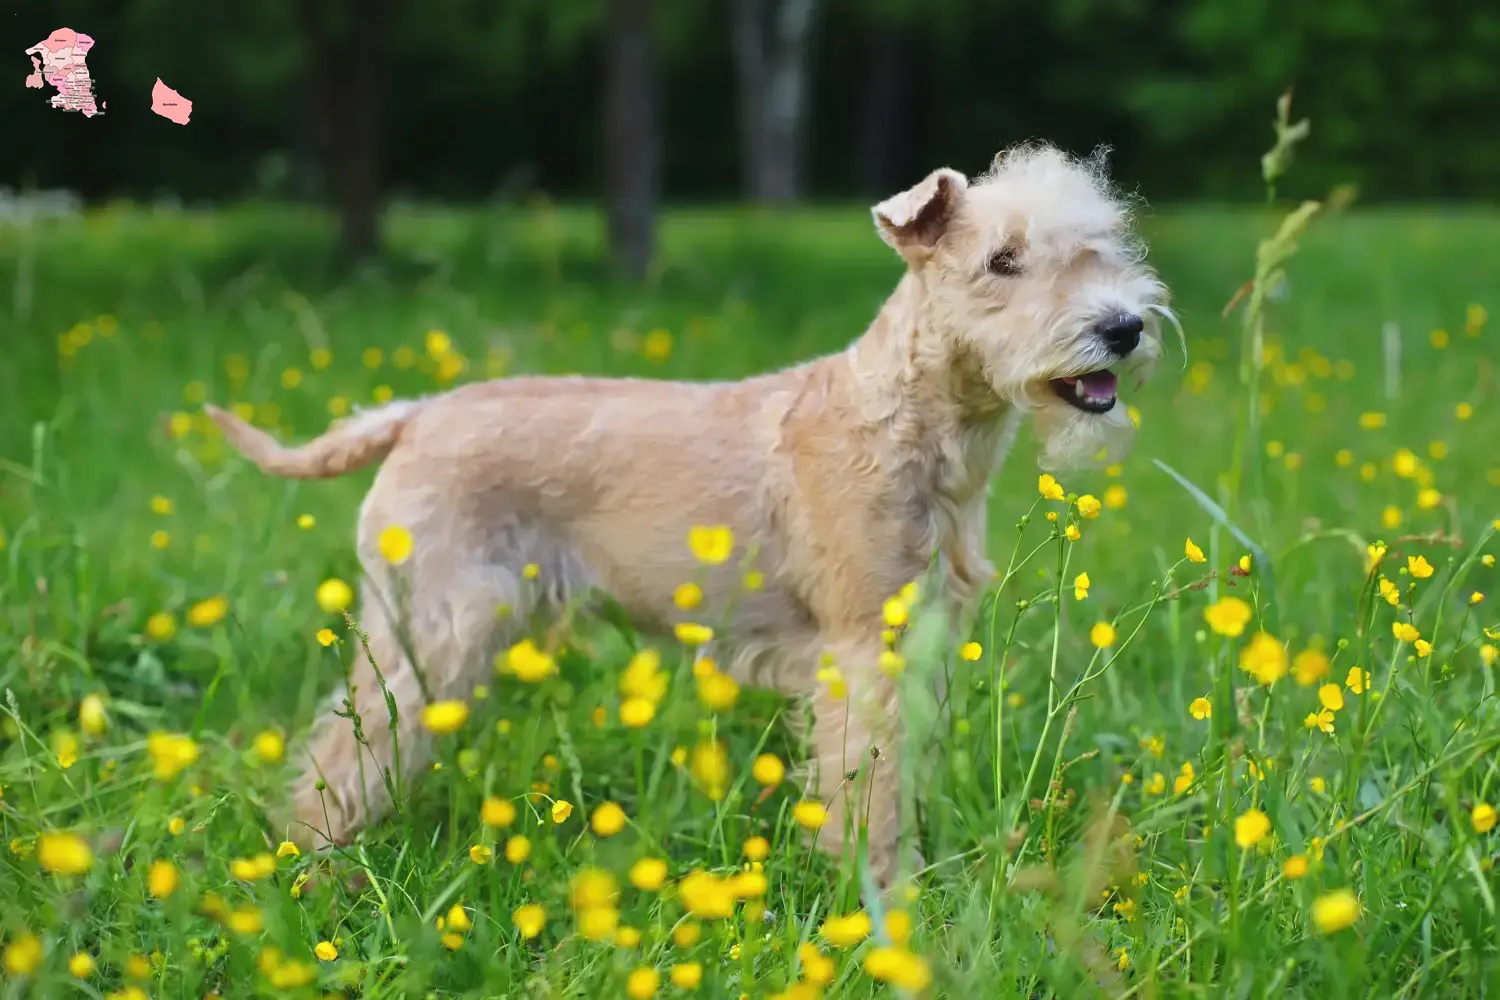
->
[9, 0, 1500, 274]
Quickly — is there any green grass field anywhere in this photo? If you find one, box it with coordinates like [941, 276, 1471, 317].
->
[1, 192, 1499, 998]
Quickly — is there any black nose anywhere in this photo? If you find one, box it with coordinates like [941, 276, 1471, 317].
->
[1096, 313, 1143, 356]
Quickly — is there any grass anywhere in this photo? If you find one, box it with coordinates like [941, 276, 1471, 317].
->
[1, 181, 1499, 998]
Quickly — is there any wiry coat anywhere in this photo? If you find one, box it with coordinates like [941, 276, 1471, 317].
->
[208, 143, 1169, 884]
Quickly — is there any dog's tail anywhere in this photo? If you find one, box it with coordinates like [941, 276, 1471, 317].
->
[205, 400, 423, 479]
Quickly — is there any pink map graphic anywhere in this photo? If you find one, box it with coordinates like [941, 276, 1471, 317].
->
[151, 78, 192, 125]
[24, 27, 104, 117]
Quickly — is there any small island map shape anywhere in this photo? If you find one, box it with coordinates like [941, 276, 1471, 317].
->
[24, 27, 104, 117]
[152, 78, 192, 125]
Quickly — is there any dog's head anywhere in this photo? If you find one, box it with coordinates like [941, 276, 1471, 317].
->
[872, 143, 1174, 468]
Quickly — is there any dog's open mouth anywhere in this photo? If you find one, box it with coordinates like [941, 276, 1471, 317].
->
[1049, 371, 1118, 413]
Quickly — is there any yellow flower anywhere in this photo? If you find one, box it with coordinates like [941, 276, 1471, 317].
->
[150, 529, 170, 549]
[1318, 683, 1345, 712]
[276, 840, 300, 858]
[744, 569, 765, 590]
[1239, 632, 1288, 685]
[793, 800, 828, 830]
[863, 946, 932, 991]
[1073, 572, 1090, 600]
[1283, 855, 1310, 880]
[425, 329, 452, 356]
[1143, 772, 1166, 795]
[1065, 524, 1082, 541]
[626, 967, 660, 999]
[3, 933, 42, 976]
[620, 697, 656, 727]
[230, 853, 276, 880]
[1292, 648, 1329, 686]
[679, 870, 736, 918]
[820, 911, 873, 948]
[1378, 577, 1400, 606]
[1473, 803, 1498, 833]
[1407, 554, 1434, 579]
[253, 730, 285, 763]
[1484, 644, 1500, 667]
[168, 816, 185, 836]
[1174, 761, 1195, 795]
[570, 868, 620, 912]
[147, 731, 200, 780]
[513, 902, 546, 939]
[675, 622, 715, 646]
[591, 802, 627, 837]
[1189, 696, 1212, 720]
[752, 753, 786, 786]
[1075, 494, 1102, 518]
[317, 578, 354, 613]
[187, 595, 228, 627]
[1457, 402, 1474, 419]
[1359, 411, 1386, 430]
[314, 941, 338, 961]
[1037, 474, 1065, 500]
[504, 835, 531, 864]
[1382, 505, 1402, 529]
[378, 525, 413, 564]
[1392, 621, 1420, 643]
[38, 832, 93, 874]
[959, 641, 982, 661]
[882, 596, 909, 627]
[690, 741, 731, 800]
[551, 799, 574, 824]
[743, 836, 770, 862]
[1472, 592, 1485, 605]
[482, 796, 516, 827]
[696, 668, 740, 711]
[687, 525, 734, 565]
[422, 701, 469, 735]
[150, 494, 174, 515]
[79, 693, 108, 736]
[1417, 488, 1442, 510]
[145, 611, 177, 641]
[446, 904, 472, 932]
[1304, 709, 1335, 734]
[674, 582, 703, 610]
[1090, 622, 1116, 648]
[469, 844, 493, 865]
[315, 627, 337, 647]
[1116, 948, 1130, 971]
[68, 951, 95, 978]
[673, 922, 702, 947]
[878, 649, 906, 676]
[1311, 890, 1361, 934]
[629, 857, 668, 891]
[670, 962, 703, 989]
[1309, 776, 1328, 794]
[522, 562, 540, 580]
[1233, 809, 1271, 849]
[1185, 538, 1206, 563]
[1204, 596, 1253, 637]
[297, 513, 316, 529]
[504, 638, 556, 682]
[1103, 484, 1128, 509]
[147, 860, 179, 898]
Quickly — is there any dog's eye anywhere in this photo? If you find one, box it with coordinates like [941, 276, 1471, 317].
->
[988, 247, 1023, 277]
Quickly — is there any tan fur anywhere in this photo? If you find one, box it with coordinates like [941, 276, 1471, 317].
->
[208, 143, 1170, 884]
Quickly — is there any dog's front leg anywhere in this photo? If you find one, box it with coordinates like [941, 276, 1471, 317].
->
[806, 638, 909, 888]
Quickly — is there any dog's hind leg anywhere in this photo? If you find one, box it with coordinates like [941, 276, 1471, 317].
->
[284, 560, 517, 847]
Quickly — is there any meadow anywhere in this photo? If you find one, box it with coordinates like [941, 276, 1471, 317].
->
[1, 174, 1499, 998]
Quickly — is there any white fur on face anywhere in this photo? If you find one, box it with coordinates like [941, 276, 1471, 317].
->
[899, 144, 1173, 469]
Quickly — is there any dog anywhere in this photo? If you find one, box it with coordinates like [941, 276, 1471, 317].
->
[207, 143, 1169, 885]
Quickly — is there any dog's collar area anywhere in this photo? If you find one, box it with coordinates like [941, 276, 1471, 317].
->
[1050, 371, 1118, 413]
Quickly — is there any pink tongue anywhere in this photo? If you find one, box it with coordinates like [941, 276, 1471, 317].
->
[1080, 371, 1117, 398]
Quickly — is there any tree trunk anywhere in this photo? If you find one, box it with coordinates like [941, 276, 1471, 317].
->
[604, 0, 658, 280]
[857, 20, 907, 197]
[299, 0, 389, 260]
[730, 0, 766, 199]
[732, 0, 817, 204]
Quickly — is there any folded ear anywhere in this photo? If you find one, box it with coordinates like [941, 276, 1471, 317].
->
[872, 168, 968, 256]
